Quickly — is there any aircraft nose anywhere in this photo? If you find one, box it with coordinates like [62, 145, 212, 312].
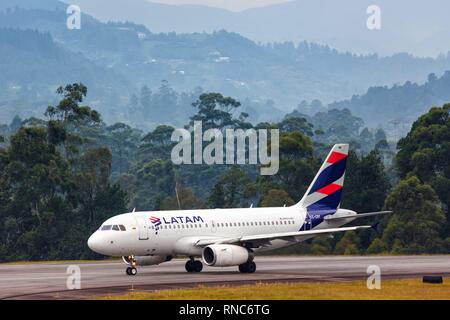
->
[87, 232, 103, 253]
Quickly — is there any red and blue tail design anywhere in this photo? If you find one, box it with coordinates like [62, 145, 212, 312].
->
[297, 144, 348, 230]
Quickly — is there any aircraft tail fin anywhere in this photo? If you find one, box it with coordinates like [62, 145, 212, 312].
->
[296, 144, 349, 212]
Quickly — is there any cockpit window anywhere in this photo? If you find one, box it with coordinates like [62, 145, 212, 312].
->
[101, 225, 112, 231]
[112, 225, 120, 231]
[119, 225, 126, 231]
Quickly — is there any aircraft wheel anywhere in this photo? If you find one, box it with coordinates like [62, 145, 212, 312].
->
[238, 264, 247, 273]
[126, 266, 137, 276]
[185, 260, 194, 272]
[239, 261, 256, 273]
[193, 260, 203, 272]
[247, 261, 256, 273]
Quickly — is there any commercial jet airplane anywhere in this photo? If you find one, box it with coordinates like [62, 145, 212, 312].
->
[88, 144, 390, 275]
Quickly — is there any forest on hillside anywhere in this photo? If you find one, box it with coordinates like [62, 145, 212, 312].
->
[2, 1, 450, 131]
[0, 83, 448, 261]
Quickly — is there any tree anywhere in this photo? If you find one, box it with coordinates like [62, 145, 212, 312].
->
[139, 125, 175, 160]
[0, 126, 73, 260]
[335, 231, 361, 255]
[310, 237, 333, 255]
[106, 123, 141, 177]
[152, 80, 178, 122]
[260, 189, 294, 207]
[190, 93, 249, 130]
[261, 131, 317, 202]
[9, 115, 23, 132]
[278, 116, 314, 137]
[161, 187, 204, 210]
[377, 175, 446, 253]
[45, 83, 100, 155]
[72, 147, 113, 224]
[0, 84, 128, 261]
[208, 166, 254, 208]
[396, 104, 450, 234]
[341, 150, 390, 213]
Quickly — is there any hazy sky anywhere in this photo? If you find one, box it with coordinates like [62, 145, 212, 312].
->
[146, 0, 292, 12]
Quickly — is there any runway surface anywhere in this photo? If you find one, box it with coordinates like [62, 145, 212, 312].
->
[1, 255, 449, 299]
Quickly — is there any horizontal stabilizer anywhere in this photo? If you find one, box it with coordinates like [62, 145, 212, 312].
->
[324, 211, 392, 221]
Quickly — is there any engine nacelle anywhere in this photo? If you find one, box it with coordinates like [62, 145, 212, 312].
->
[122, 255, 172, 266]
[202, 244, 249, 267]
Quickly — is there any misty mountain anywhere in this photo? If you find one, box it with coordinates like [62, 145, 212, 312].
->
[1, 0, 450, 131]
[64, 0, 450, 57]
[0, 28, 129, 123]
[288, 72, 450, 139]
[328, 71, 450, 137]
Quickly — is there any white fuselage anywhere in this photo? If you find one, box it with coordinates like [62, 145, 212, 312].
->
[87, 206, 354, 258]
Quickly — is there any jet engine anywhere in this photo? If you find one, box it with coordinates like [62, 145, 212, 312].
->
[202, 244, 249, 267]
[122, 255, 172, 266]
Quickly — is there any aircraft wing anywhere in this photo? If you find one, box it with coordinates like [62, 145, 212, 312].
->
[195, 225, 371, 248]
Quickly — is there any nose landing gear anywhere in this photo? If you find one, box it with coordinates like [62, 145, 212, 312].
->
[125, 255, 138, 276]
[126, 266, 137, 275]
[185, 257, 203, 272]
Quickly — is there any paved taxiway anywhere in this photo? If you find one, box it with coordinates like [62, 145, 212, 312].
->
[1, 256, 449, 299]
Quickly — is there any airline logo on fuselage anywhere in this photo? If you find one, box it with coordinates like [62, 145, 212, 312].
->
[151, 215, 204, 224]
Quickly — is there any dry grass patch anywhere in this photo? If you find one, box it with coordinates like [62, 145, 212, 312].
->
[100, 278, 450, 300]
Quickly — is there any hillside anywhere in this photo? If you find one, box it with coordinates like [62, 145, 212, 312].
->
[1, 0, 450, 130]
[328, 71, 450, 137]
[0, 28, 129, 123]
[65, 0, 450, 57]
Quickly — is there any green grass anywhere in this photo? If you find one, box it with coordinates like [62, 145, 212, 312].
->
[100, 279, 450, 300]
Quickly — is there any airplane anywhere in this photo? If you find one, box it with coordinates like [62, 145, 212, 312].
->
[87, 144, 391, 275]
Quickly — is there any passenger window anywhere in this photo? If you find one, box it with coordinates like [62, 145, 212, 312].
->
[205, 224, 208, 227]
[119, 225, 126, 231]
[101, 225, 112, 231]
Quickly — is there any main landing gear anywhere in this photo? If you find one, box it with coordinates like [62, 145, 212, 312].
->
[125, 255, 138, 276]
[238, 260, 256, 273]
[185, 257, 203, 272]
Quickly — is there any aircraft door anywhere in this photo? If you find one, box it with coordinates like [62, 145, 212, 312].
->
[135, 216, 149, 240]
